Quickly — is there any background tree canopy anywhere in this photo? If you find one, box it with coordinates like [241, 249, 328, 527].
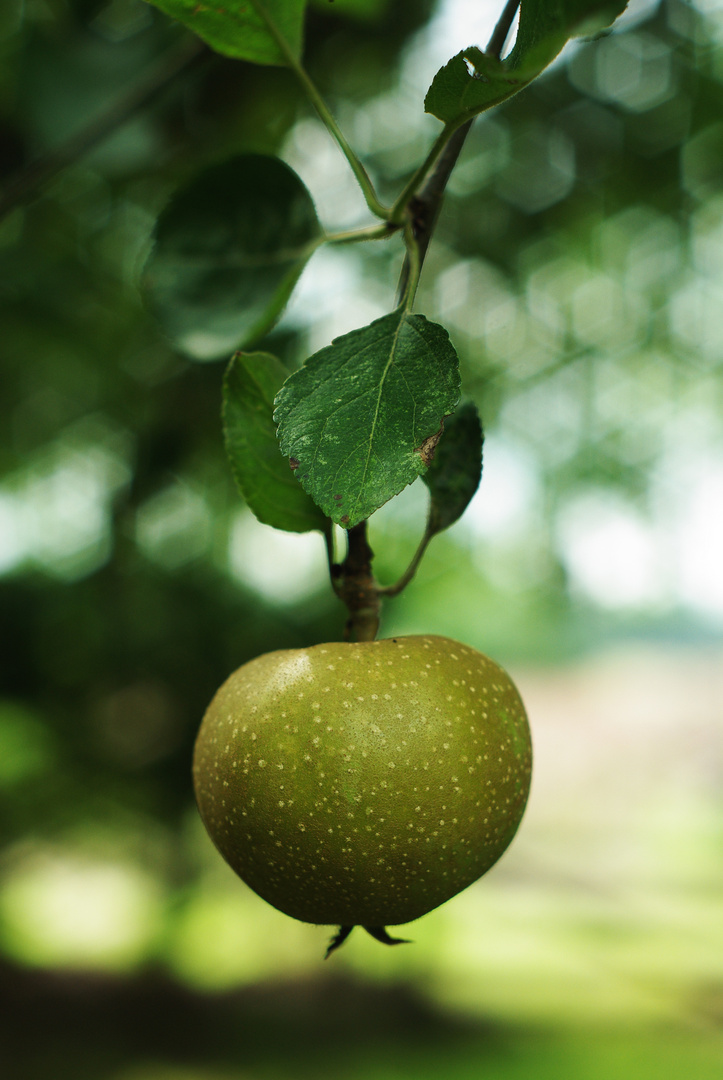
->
[0, 1, 722, 1078]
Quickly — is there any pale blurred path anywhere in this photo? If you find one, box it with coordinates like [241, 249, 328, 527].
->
[429, 644, 723, 1026]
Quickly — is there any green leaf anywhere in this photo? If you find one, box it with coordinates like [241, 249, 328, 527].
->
[223, 351, 328, 533]
[425, 0, 628, 126]
[143, 154, 321, 361]
[273, 309, 461, 528]
[144, 0, 306, 66]
[424, 48, 524, 126]
[422, 401, 483, 535]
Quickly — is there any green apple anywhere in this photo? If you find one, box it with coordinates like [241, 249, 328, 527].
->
[193, 635, 531, 947]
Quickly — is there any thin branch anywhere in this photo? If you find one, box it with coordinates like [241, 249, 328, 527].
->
[391, 0, 522, 303]
[394, 119, 473, 306]
[389, 0, 521, 230]
[487, 0, 521, 60]
[0, 37, 208, 222]
[373, 1, 524, 599]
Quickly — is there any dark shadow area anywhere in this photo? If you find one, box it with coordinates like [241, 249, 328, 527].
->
[0, 958, 488, 1080]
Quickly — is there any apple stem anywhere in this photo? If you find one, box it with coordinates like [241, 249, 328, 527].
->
[336, 522, 381, 642]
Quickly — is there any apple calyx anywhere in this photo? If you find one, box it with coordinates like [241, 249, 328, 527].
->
[324, 924, 411, 959]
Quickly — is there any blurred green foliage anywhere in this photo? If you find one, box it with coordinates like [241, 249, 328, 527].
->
[1, 1, 722, 1077]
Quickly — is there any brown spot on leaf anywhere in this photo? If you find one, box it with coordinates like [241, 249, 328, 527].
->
[340, 515, 350, 525]
[289, 458, 299, 470]
[415, 421, 445, 467]
[333, 494, 343, 502]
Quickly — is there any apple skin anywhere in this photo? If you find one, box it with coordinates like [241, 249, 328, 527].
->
[193, 635, 531, 928]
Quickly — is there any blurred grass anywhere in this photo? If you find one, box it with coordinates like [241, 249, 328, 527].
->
[3, 957, 722, 1080]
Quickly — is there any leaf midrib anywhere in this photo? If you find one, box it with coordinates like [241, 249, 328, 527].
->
[347, 310, 407, 523]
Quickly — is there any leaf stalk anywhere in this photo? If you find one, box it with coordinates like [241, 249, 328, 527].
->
[398, 222, 422, 310]
[377, 524, 436, 599]
[292, 65, 390, 220]
[324, 221, 401, 245]
[250, 0, 389, 220]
